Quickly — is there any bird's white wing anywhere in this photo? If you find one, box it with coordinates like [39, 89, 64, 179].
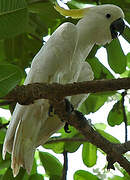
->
[36, 61, 94, 147]
[3, 22, 79, 176]
[70, 61, 94, 109]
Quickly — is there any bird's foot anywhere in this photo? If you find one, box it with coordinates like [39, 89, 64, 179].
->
[64, 98, 74, 114]
[63, 99, 74, 133]
[64, 122, 71, 133]
[48, 99, 74, 133]
[48, 105, 54, 117]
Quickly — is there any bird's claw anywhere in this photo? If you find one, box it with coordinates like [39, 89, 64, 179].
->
[48, 105, 54, 117]
[64, 98, 74, 114]
[64, 122, 71, 133]
[48, 99, 74, 133]
[63, 99, 74, 133]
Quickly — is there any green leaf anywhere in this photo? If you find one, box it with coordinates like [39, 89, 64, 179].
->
[97, 129, 120, 143]
[0, 40, 5, 60]
[30, 159, 37, 175]
[82, 142, 97, 167]
[127, 111, 130, 125]
[122, 25, 130, 43]
[74, 170, 100, 180]
[0, 63, 23, 97]
[59, 126, 82, 153]
[107, 101, 123, 126]
[64, 140, 81, 153]
[106, 39, 127, 74]
[0, 168, 7, 175]
[0, 0, 28, 39]
[0, 129, 6, 144]
[0, 117, 8, 124]
[2, 167, 14, 180]
[127, 53, 130, 68]
[28, 174, 44, 180]
[79, 93, 108, 115]
[28, 1, 62, 33]
[39, 152, 62, 179]
[87, 57, 114, 79]
[4, 34, 42, 69]
[94, 123, 107, 130]
[0, 159, 10, 169]
[43, 139, 64, 154]
[2, 167, 26, 180]
[0, 145, 10, 169]
[87, 45, 100, 59]
[44, 127, 82, 153]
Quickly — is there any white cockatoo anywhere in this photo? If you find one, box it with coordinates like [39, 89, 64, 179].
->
[3, 2, 125, 177]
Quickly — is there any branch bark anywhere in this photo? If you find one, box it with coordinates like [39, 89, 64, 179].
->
[2, 78, 130, 105]
[1, 78, 130, 174]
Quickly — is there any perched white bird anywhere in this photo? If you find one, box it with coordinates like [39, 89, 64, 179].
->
[3, 3, 125, 177]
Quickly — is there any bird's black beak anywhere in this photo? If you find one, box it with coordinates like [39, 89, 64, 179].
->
[110, 18, 125, 39]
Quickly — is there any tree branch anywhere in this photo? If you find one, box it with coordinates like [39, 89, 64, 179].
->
[45, 138, 130, 154]
[1, 78, 130, 174]
[2, 78, 130, 105]
[50, 101, 130, 174]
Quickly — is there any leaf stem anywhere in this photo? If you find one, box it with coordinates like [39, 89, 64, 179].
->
[121, 91, 128, 143]
[62, 150, 68, 180]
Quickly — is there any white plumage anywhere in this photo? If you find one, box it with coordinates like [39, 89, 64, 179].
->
[3, 3, 124, 176]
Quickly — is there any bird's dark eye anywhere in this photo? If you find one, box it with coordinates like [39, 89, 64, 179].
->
[106, 14, 111, 18]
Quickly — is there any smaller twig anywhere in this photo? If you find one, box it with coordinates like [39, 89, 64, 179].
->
[45, 137, 86, 144]
[121, 91, 128, 142]
[62, 150, 68, 180]
[29, 33, 43, 43]
[0, 100, 14, 106]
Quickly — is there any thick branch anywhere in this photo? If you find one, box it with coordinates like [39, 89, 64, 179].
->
[50, 100, 130, 174]
[2, 78, 130, 104]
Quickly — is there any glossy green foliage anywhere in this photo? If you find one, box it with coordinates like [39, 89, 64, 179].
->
[74, 170, 100, 180]
[39, 151, 63, 179]
[0, 63, 23, 97]
[106, 39, 127, 74]
[28, 174, 44, 180]
[0, 0, 28, 39]
[97, 129, 120, 143]
[43, 126, 82, 153]
[80, 93, 108, 114]
[107, 101, 124, 126]
[82, 142, 97, 167]
[122, 26, 130, 43]
[87, 57, 114, 79]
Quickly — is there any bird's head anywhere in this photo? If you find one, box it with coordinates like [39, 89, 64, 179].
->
[55, 3, 125, 45]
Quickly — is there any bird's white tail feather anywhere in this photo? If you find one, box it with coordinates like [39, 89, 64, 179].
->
[11, 119, 35, 177]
